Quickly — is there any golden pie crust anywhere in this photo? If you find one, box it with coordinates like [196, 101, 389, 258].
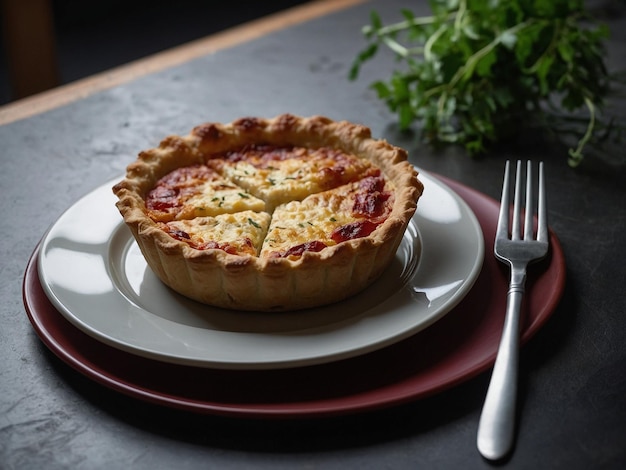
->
[113, 114, 423, 311]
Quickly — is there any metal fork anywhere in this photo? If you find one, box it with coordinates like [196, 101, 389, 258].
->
[477, 160, 549, 460]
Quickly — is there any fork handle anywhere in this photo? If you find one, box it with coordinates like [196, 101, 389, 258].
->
[477, 276, 525, 460]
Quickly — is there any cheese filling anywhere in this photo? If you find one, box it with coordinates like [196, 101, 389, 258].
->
[147, 145, 394, 257]
[210, 145, 379, 211]
[160, 211, 271, 256]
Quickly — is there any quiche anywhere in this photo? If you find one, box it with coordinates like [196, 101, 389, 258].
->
[113, 114, 423, 311]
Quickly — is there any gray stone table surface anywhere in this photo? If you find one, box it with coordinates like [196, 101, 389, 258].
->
[1, 1, 625, 468]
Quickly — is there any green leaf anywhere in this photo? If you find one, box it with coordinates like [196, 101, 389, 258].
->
[596, 23, 610, 39]
[371, 81, 391, 98]
[358, 43, 379, 63]
[476, 49, 497, 77]
[438, 52, 465, 82]
[348, 43, 379, 80]
[398, 103, 414, 129]
[557, 41, 574, 63]
[391, 74, 411, 100]
[400, 8, 415, 21]
[370, 10, 383, 31]
[536, 54, 555, 95]
[514, 21, 545, 66]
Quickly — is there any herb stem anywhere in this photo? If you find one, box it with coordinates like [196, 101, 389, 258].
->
[569, 96, 596, 166]
[453, 0, 467, 38]
[450, 20, 533, 88]
[367, 13, 453, 36]
[522, 19, 559, 74]
[424, 23, 447, 61]
[381, 36, 409, 57]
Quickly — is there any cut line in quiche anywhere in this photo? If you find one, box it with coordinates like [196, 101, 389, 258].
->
[113, 114, 424, 311]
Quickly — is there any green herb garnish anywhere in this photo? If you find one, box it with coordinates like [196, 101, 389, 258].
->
[349, 0, 623, 166]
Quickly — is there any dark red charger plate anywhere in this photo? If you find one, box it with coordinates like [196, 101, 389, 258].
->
[22, 175, 566, 419]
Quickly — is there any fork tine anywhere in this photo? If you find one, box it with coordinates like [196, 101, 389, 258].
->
[511, 160, 523, 240]
[537, 161, 549, 243]
[496, 161, 511, 240]
[524, 161, 534, 241]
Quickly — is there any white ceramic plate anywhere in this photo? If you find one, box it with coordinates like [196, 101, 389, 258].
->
[38, 170, 484, 370]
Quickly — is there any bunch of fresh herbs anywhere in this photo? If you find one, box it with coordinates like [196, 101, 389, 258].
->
[349, 0, 622, 166]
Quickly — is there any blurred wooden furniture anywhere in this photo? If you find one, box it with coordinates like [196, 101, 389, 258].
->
[0, 0, 364, 124]
[1, 0, 60, 99]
